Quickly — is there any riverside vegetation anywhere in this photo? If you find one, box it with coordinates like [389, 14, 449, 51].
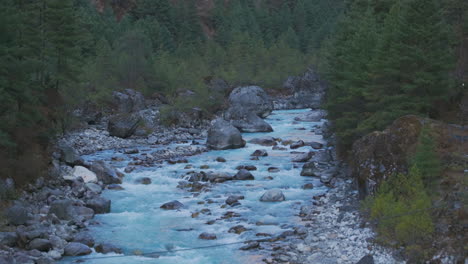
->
[1, 0, 467, 263]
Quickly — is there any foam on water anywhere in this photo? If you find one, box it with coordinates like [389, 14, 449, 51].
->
[60, 109, 329, 264]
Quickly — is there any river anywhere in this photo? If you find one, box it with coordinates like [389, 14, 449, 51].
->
[60, 109, 330, 264]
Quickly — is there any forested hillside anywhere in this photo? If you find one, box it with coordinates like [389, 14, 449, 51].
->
[324, 0, 468, 149]
[0, 0, 343, 183]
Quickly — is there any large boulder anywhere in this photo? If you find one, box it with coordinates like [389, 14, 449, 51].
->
[58, 144, 84, 166]
[112, 89, 146, 113]
[28, 239, 52, 252]
[206, 119, 245, 150]
[86, 197, 111, 214]
[89, 161, 122, 184]
[108, 113, 141, 138]
[248, 137, 277, 146]
[49, 199, 94, 221]
[224, 107, 273, 133]
[228, 86, 273, 118]
[351, 115, 467, 198]
[260, 189, 286, 202]
[233, 169, 254, 180]
[64, 242, 92, 256]
[71, 166, 98, 183]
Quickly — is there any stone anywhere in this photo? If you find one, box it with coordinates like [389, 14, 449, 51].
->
[306, 141, 323, 149]
[135, 177, 152, 185]
[215, 157, 226, 162]
[206, 119, 245, 150]
[233, 169, 254, 180]
[107, 184, 124, 190]
[225, 195, 244, 206]
[302, 183, 314, 189]
[64, 242, 92, 256]
[198, 233, 217, 240]
[290, 140, 305, 149]
[72, 233, 94, 247]
[300, 162, 317, 177]
[268, 167, 280, 173]
[248, 137, 277, 146]
[95, 243, 122, 254]
[59, 144, 84, 166]
[260, 189, 285, 202]
[160, 200, 184, 210]
[72, 166, 98, 183]
[112, 89, 146, 113]
[251, 149, 268, 157]
[356, 255, 374, 264]
[28, 238, 52, 252]
[225, 108, 273, 133]
[89, 161, 122, 184]
[240, 241, 260, 250]
[228, 225, 248, 234]
[228, 86, 273, 118]
[124, 148, 139, 154]
[86, 197, 111, 214]
[85, 183, 102, 194]
[108, 113, 141, 138]
[0, 232, 18, 247]
[292, 152, 314, 162]
[49, 199, 94, 221]
[5, 205, 29, 225]
[293, 110, 327, 122]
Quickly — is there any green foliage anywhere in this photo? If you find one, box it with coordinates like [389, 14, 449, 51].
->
[411, 126, 442, 190]
[325, 0, 456, 148]
[367, 166, 434, 247]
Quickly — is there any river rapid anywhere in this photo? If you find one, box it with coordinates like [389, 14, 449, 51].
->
[60, 109, 331, 264]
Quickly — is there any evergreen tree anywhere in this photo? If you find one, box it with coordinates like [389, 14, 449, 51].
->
[411, 126, 442, 189]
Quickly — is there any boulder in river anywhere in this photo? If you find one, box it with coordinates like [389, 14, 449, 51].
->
[64, 242, 92, 256]
[233, 169, 255, 180]
[292, 152, 314, 162]
[226, 195, 245, 206]
[198, 233, 217, 240]
[248, 137, 277, 146]
[293, 110, 327, 122]
[300, 162, 317, 177]
[225, 108, 273, 133]
[290, 140, 305, 149]
[160, 200, 184, 210]
[251, 149, 268, 157]
[72, 233, 95, 247]
[86, 197, 111, 214]
[206, 119, 246, 150]
[95, 243, 122, 254]
[89, 161, 122, 184]
[228, 225, 248, 234]
[228, 86, 273, 118]
[135, 177, 152, 185]
[260, 189, 286, 202]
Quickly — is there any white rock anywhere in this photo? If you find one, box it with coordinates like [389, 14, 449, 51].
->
[71, 166, 98, 183]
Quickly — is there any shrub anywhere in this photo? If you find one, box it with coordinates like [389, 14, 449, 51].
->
[367, 166, 434, 246]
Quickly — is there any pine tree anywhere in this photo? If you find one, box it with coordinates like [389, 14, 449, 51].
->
[325, 4, 379, 146]
[363, 0, 454, 131]
[411, 126, 441, 189]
